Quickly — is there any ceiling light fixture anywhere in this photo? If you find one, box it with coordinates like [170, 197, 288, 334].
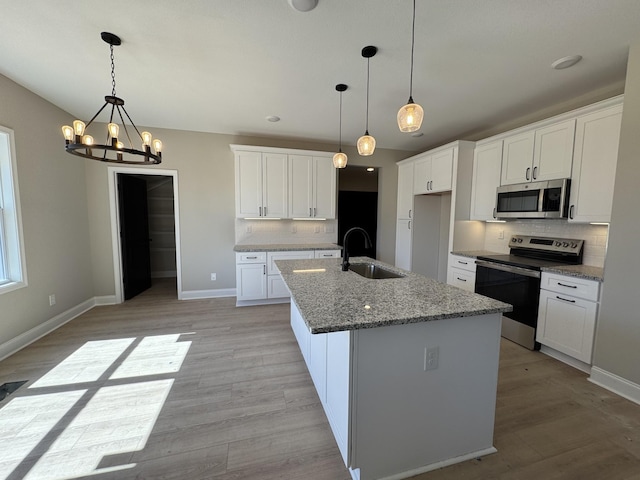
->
[266, 115, 281, 122]
[62, 32, 162, 165]
[333, 84, 348, 169]
[357, 46, 377, 156]
[397, 0, 424, 133]
[551, 55, 583, 70]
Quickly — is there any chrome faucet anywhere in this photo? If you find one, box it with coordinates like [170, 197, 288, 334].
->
[342, 227, 372, 271]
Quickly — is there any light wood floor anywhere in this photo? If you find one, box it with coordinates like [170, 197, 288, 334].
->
[1, 279, 639, 479]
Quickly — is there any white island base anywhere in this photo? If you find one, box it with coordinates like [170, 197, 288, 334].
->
[291, 303, 502, 480]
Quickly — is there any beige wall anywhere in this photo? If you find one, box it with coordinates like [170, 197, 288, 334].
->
[0, 74, 93, 346]
[84, 130, 410, 296]
[593, 42, 640, 384]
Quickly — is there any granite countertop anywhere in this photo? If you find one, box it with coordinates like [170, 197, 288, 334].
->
[276, 257, 512, 334]
[541, 264, 604, 282]
[451, 250, 502, 259]
[234, 243, 341, 252]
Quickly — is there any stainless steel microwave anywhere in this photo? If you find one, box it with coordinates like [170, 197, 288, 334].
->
[495, 178, 570, 219]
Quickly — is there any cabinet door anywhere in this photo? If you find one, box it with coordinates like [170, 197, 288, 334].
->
[235, 151, 262, 217]
[569, 104, 622, 223]
[447, 267, 475, 292]
[262, 153, 288, 218]
[430, 148, 454, 192]
[291, 301, 310, 366]
[267, 274, 290, 299]
[395, 219, 412, 270]
[313, 157, 337, 219]
[289, 155, 314, 218]
[537, 289, 597, 363]
[309, 331, 327, 402]
[235, 263, 266, 301]
[325, 330, 351, 466]
[501, 131, 535, 185]
[533, 119, 575, 182]
[471, 141, 502, 220]
[397, 162, 415, 219]
[413, 156, 431, 194]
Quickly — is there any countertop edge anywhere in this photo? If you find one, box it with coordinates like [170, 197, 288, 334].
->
[234, 243, 341, 252]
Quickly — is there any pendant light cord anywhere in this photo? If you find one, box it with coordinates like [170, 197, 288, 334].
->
[409, 0, 416, 101]
[338, 90, 343, 151]
[365, 57, 370, 134]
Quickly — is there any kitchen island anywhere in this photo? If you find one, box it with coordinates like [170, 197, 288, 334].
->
[277, 257, 512, 480]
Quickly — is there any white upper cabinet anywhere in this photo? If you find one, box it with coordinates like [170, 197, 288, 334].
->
[501, 119, 575, 185]
[289, 155, 336, 219]
[413, 148, 453, 194]
[568, 103, 623, 223]
[235, 150, 287, 218]
[470, 140, 503, 221]
[397, 162, 414, 219]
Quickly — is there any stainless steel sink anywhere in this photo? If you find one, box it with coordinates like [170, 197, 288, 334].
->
[348, 263, 405, 279]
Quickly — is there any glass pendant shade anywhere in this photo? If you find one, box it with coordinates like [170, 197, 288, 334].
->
[333, 151, 348, 169]
[357, 133, 376, 156]
[397, 100, 424, 133]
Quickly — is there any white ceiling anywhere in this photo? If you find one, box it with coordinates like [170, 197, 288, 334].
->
[1, 0, 639, 152]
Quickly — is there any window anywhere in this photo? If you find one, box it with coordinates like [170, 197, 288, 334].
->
[0, 126, 26, 293]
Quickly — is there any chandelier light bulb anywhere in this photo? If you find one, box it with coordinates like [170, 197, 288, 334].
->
[141, 131, 152, 147]
[397, 101, 424, 133]
[82, 135, 94, 146]
[107, 123, 119, 139]
[333, 151, 348, 169]
[115, 141, 124, 149]
[61, 125, 74, 141]
[73, 120, 86, 137]
[152, 139, 163, 153]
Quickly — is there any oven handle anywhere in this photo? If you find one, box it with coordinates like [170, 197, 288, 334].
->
[475, 260, 541, 279]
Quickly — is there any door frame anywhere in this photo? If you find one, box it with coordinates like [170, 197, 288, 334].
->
[108, 167, 183, 303]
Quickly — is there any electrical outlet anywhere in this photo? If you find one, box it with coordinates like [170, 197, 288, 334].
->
[314, 226, 320, 233]
[291, 224, 297, 233]
[49, 294, 56, 306]
[424, 346, 439, 371]
[210, 273, 217, 281]
[246, 225, 252, 234]
[498, 230, 504, 240]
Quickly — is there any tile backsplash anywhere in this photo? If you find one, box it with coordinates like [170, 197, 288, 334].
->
[235, 219, 338, 245]
[484, 220, 608, 267]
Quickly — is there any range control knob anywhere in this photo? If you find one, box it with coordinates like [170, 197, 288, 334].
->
[518, 238, 523, 243]
[571, 242, 578, 248]
[555, 241, 562, 247]
[511, 237, 517, 243]
[562, 242, 569, 247]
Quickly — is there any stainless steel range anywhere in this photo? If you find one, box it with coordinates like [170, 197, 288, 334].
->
[474, 235, 584, 350]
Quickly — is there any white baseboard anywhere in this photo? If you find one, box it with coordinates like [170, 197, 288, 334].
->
[540, 345, 591, 373]
[0, 298, 96, 361]
[180, 288, 236, 300]
[589, 366, 640, 406]
[94, 295, 117, 305]
[236, 297, 290, 307]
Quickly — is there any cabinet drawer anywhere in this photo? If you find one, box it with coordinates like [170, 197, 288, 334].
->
[447, 268, 476, 292]
[448, 254, 476, 273]
[314, 249, 341, 259]
[236, 252, 266, 264]
[267, 250, 314, 275]
[541, 272, 600, 301]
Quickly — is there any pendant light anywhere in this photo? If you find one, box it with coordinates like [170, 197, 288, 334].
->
[357, 46, 377, 156]
[333, 84, 348, 169]
[62, 32, 162, 165]
[397, 0, 424, 133]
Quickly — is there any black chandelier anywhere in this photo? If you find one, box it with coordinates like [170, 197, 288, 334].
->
[62, 32, 162, 165]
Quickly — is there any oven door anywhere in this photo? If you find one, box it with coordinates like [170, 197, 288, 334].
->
[475, 261, 541, 350]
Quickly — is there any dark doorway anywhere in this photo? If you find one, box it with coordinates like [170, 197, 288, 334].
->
[118, 174, 152, 300]
[337, 166, 379, 258]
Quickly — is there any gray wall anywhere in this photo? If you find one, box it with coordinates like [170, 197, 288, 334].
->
[0, 74, 93, 346]
[84, 130, 410, 296]
[593, 42, 640, 384]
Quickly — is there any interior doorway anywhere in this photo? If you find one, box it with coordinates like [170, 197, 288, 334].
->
[337, 166, 379, 258]
[108, 167, 182, 303]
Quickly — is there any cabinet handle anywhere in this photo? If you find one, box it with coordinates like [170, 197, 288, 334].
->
[264, 206, 267, 216]
[247, 256, 258, 259]
[533, 166, 538, 179]
[458, 260, 468, 265]
[314, 207, 317, 217]
[429, 180, 433, 190]
[408, 220, 411, 230]
[263, 265, 266, 275]
[493, 207, 497, 219]
[456, 277, 467, 282]
[259, 206, 262, 216]
[409, 209, 412, 218]
[569, 205, 575, 219]
[556, 295, 575, 303]
[309, 207, 312, 217]
[557, 282, 577, 289]
[526, 167, 531, 181]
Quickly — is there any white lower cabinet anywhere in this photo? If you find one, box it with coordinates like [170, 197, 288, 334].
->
[235, 252, 267, 301]
[446, 254, 476, 292]
[536, 272, 600, 364]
